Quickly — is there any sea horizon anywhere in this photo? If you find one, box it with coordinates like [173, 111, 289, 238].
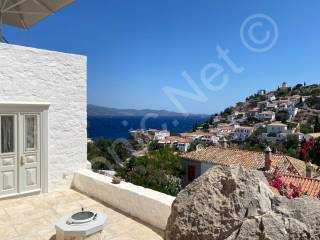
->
[87, 115, 208, 140]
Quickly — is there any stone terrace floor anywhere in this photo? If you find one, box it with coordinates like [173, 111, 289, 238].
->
[0, 189, 164, 240]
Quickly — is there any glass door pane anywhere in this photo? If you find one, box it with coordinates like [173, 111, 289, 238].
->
[25, 115, 37, 151]
[1, 116, 15, 153]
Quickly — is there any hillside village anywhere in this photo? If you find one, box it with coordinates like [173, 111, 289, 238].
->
[119, 82, 320, 201]
[129, 82, 320, 158]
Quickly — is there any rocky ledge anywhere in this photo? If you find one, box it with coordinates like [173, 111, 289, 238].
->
[165, 165, 320, 240]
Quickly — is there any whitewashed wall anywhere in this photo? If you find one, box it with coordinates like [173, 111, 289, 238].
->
[0, 43, 87, 191]
[72, 170, 175, 230]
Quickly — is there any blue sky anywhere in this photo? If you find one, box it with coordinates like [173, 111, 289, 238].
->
[4, 1, 320, 114]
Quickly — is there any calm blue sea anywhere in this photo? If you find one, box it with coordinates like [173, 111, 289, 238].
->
[88, 116, 208, 140]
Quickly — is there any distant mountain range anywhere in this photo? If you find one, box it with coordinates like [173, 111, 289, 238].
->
[88, 104, 208, 117]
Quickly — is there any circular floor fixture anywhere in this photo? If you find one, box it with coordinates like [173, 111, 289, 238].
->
[55, 211, 107, 240]
[67, 211, 97, 225]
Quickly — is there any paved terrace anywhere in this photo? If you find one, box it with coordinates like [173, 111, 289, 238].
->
[0, 189, 164, 240]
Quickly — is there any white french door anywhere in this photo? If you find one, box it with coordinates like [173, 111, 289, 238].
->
[0, 113, 41, 197]
[19, 114, 41, 193]
[0, 114, 18, 196]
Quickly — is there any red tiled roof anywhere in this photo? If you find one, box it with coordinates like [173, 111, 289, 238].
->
[160, 136, 192, 144]
[237, 126, 253, 129]
[159, 130, 169, 133]
[268, 121, 287, 126]
[279, 175, 320, 198]
[182, 146, 306, 177]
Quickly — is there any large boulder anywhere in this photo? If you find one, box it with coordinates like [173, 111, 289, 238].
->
[165, 165, 320, 240]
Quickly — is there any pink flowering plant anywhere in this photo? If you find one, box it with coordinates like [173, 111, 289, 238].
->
[266, 159, 273, 165]
[267, 174, 306, 199]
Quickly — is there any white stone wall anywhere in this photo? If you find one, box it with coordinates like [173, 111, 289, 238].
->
[0, 43, 87, 191]
[72, 170, 175, 230]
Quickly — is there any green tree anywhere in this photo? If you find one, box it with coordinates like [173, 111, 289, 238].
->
[221, 106, 234, 118]
[148, 140, 159, 151]
[87, 142, 101, 160]
[207, 115, 215, 125]
[192, 122, 198, 132]
[306, 138, 320, 165]
[117, 147, 182, 196]
[202, 123, 210, 132]
[315, 115, 320, 132]
[91, 157, 112, 172]
[246, 116, 259, 124]
[88, 138, 131, 170]
[284, 134, 299, 150]
[275, 111, 289, 123]
[300, 124, 313, 134]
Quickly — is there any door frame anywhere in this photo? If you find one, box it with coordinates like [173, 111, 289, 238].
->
[0, 102, 50, 198]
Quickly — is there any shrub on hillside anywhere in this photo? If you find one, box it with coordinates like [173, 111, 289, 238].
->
[116, 147, 182, 196]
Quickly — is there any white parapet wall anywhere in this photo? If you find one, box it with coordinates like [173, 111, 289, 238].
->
[71, 169, 175, 230]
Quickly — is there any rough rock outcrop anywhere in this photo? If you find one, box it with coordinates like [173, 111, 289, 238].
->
[165, 165, 320, 240]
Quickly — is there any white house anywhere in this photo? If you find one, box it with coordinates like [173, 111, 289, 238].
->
[303, 133, 320, 141]
[0, 44, 87, 198]
[227, 114, 235, 123]
[257, 89, 266, 95]
[267, 122, 288, 134]
[158, 136, 191, 152]
[234, 126, 254, 141]
[288, 95, 301, 105]
[199, 135, 219, 144]
[154, 130, 170, 140]
[266, 93, 276, 101]
[257, 101, 268, 109]
[247, 108, 260, 118]
[147, 129, 170, 140]
[258, 111, 275, 122]
[180, 131, 204, 141]
[266, 102, 278, 110]
[287, 106, 298, 118]
[181, 146, 306, 185]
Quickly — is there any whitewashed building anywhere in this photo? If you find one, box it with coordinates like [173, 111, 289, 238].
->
[266, 93, 276, 101]
[154, 130, 170, 140]
[0, 44, 87, 198]
[267, 122, 288, 134]
[147, 129, 170, 140]
[303, 133, 320, 141]
[258, 111, 275, 122]
[181, 146, 306, 185]
[287, 106, 298, 118]
[234, 126, 254, 141]
[158, 136, 191, 152]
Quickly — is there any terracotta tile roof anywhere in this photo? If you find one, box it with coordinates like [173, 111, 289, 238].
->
[160, 136, 192, 144]
[306, 132, 320, 139]
[237, 126, 253, 129]
[179, 130, 207, 137]
[182, 146, 306, 176]
[159, 130, 170, 133]
[279, 175, 320, 197]
[268, 121, 287, 127]
[248, 108, 259, 112]
[261, 111, 274, 115]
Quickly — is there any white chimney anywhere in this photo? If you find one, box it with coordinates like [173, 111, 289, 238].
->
[306, 161, 313, 178]
[196, 144, 204, 152]
[220, 138, 228, 149]
[264, 146, 272, 170]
